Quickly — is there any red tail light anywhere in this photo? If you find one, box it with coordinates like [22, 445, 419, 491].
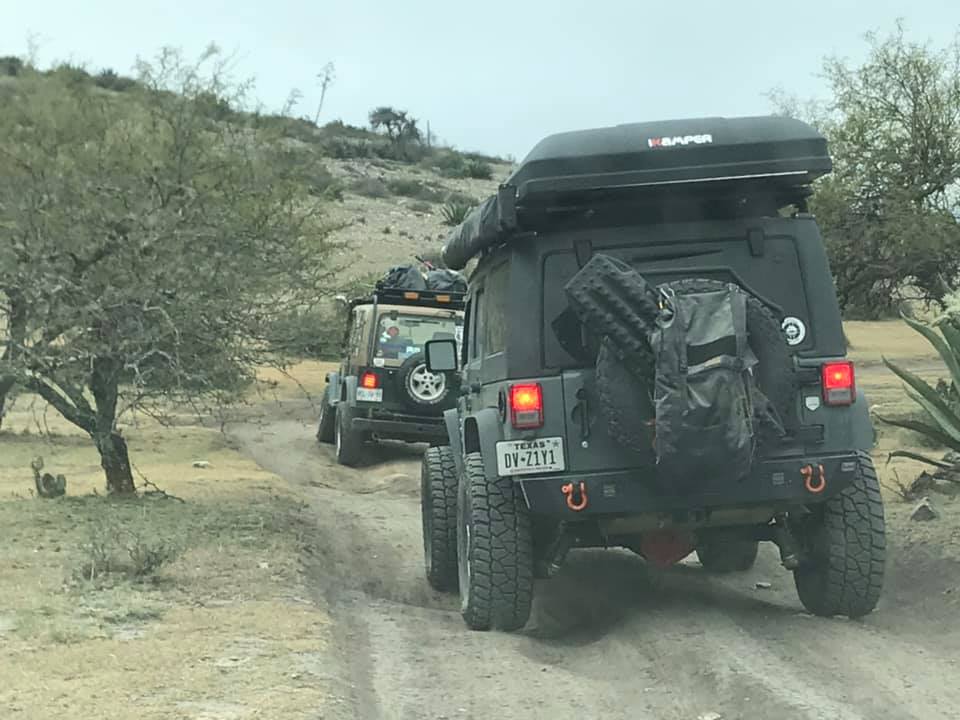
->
[360, 371, 380, 390]
[822, 361, 855, 405]
[509, 383, 543, 429]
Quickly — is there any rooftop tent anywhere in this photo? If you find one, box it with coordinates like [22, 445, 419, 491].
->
[441, 115, 832, 270]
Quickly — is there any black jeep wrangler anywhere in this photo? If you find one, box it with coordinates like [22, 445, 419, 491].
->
[420, 116, 885, 632]
[318, 283, 465, 465]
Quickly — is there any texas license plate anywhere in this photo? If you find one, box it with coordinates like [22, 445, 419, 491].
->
[496, 437, 565, 476]
[356, 388, 383, 402]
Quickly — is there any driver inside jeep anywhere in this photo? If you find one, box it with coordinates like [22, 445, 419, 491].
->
[378, 324, 414, 359]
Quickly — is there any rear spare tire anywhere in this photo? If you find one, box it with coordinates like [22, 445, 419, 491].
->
[421, 446, 459, 592]
[792, 452, 886, 618]
[457, 452, 534, 632]
[397, 353, 451, 415]
[591, 277, 795, 451]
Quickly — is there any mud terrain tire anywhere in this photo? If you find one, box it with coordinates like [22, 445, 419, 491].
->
[457, 452, 534, 632]
[793, 452, 886, 618]
[335, 403, 364, 467]
[696, 539, 760, 573]
[316, 387, 336, 444]
[421, 446, 459, 592]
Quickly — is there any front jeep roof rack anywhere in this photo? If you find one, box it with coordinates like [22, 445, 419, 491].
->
[350, 285, 466, 312]
[441, 115, 832, 271]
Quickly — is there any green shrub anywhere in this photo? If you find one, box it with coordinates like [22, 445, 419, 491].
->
[445, 190, 477, 207]
[324, 135, 387, 159]
[93, 68, 137, 92]
[350, 177, 390, 198]
[194, 90, 233, 121]
[45, 63, 92, 87]
[302, 165, 344, 200]
[257, 114, 322, 145]
[0, 56, 24, 77]
[425, 150, 468, 178]
[408, 201, 433, 214]
[77, 517, 183, 583]
[321, 119, 375, 139]
[264, 307, 342, 360]
[464, 159, 493, 180]
[387, 178, 443, 202]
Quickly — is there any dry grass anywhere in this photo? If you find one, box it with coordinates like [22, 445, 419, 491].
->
[0, 394, 331, 719]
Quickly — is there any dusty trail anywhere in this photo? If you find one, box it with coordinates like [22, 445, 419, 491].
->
[228, 400, 960, 720]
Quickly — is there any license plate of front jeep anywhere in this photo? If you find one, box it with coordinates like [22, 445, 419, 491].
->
[496, 437, 565, 476]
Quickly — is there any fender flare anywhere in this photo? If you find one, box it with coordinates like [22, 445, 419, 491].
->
[342, 375, 358, 408]
[851, 389, 877, 450]
[464, 407, 505, 481]
[443, 408, 465, 476]
[326, 372, 341, 405]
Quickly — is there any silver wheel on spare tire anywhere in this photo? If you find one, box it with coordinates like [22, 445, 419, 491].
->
[397, 352, 450, 414]
[457, 452, 534, 632]
[792, 452, 886, 618]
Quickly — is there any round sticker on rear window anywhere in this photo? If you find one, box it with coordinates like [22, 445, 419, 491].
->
[782, 317, 807, 346]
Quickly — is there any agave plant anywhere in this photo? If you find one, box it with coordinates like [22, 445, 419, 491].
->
[878, 309, 960, 468]
[440, 200, 473, 227]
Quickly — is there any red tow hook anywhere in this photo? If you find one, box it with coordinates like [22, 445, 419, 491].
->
[561, 481, 589, 511]
[801, 464, 826, 494]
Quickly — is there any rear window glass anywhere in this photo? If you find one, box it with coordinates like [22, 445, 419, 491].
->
[376, 313, 463, 365]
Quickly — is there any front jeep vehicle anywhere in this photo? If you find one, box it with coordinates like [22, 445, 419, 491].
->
[420, 115, 885, 632]
[318, 284, 465, 466]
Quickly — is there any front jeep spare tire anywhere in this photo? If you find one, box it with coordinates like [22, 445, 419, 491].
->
[792, 452, 886, 618]
[457, 452, 534, 632]
[397, 352, 450, 414]
[421, 446, 459, 592]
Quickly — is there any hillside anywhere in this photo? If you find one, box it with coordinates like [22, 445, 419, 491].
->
[320, 156, 510, 278]
[0, 58, 513, 281]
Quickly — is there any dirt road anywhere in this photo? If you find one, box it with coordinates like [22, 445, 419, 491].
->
[229, 400, 960, 720]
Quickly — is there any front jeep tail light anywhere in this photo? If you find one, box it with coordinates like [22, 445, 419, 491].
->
[360, 371, 380, 390]
[822, 361, 855, 405]
[510, 383, 543, 429]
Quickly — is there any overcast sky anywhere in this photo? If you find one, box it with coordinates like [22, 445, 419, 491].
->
[3, 1, 959, 159]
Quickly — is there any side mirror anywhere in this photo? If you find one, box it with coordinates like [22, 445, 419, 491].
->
[425, 339, 458, 373]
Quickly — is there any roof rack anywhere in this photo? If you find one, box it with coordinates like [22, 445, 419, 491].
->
[350, 285, 466, 312]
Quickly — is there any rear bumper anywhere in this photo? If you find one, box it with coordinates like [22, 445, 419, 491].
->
[350, 412, 446, 443]
[518, 453, 861, 516]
